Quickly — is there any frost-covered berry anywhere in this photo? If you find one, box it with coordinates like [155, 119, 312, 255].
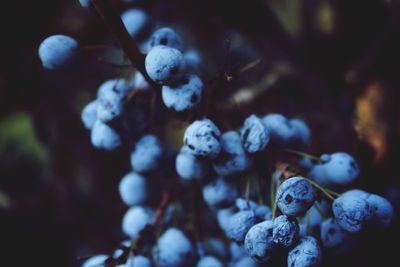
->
[301, 200, 330, 231]
[229, 243, 247, 262]
[234, 198, 272, 220]
[272, 215, 299, 247]
[149, 27, 183, 51]
[130, 134, 164, 173]
[366, 194, 394, 228]
[217, 207, 235, 232]
[308, 152, 360, 187]
[244, 220, 275, 262]
[38, 35, 79, 70]
[226, 210, 257, 243]
[130, 72, 151, 91]
[290, 118, 311, 148]
[287, 236, 322, 267]
[332, 195, 372, 233]
[145, 45, 186, 86]
[276, 177, 315, 217]
[81, 100, 97, 130]
[161, 74, 203, 112]
[202, 177, 238, 207]
[199, 238, 228, 260]
[341, 189, 370, 199]
[153, 228, 196, 267]
[261, 113, 293, 146]
[97, 84, 126, 123]
[197, 256, 224, 267]
[97, 79, 132, 98]
[176, 147, 211, 181]
[320, 218, 351, 250]
[183, 118, 221, 158]
[119, 172, 149, 206]
[121, 9, 149, 39]
[91, 120, 121, 150]
[212, 131, 252, 177]
[128, 255, 152, 267]
[122, 206, 154, 239]
[240, 115, 270, 153]
[82, 255, 108, 267]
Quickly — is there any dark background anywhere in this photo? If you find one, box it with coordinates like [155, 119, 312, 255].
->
[0, 0, 400, 266]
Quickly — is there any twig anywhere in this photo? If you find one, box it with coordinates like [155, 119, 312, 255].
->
[90, 0, 159, 89]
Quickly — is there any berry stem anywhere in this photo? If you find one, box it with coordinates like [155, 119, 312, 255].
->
[90, 0, 159, 89]
[245, 175, 251, 205]
[301, 177, 336, 201]
[281, 149, 321, 162]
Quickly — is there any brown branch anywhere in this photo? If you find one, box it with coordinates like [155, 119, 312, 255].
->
[90, 0, 160, 89]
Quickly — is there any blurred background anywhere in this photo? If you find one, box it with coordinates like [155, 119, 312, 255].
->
[1, 0, 400, 266]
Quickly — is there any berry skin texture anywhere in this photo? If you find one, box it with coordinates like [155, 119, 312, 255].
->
[149, 27, 184, 51]
[240, 114, 270, 153]
[96, 83, 126, 123]
[287, 236, 322, 267]
[145, 45, 186, 86]
[226, 210, 257, 244]
[183, 118, 222, 158]
[212, 131, 252, 177]
[153, 228, 196, 267]
[261, 113, 294, 146]
[38, 35, 79, 70]
[332, 195, 372, 233]
[244, 220, 275, 263]
[161, 74, 203, 112]
[229, 242, 247, 262]
[97, 79, 132, 98]
[127, 255, 152, 267]
[81, 100, 97, 130]
[290, 118, 311, 148]
[130, 134, 164, 173]
[122, 206, 154, 239]
[308, 152, 360, 187]
[196, 256, 224, 267]
[276, 177, 315, 217]
[121, 9, 149, 39]
[366, 194, 394, 228]
[176, 147, 210, 181]
[202, 177, 238, 207]
[119, 172, 149, 206]
[320, 218, 351, 250]
[272, 215, 299, 248]
[91, 120, 121, 150]
[217, 207, 235, 232]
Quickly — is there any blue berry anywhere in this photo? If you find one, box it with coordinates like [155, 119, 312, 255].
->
[38, 35, 79, 70]
[161, 74, 203, 112]
[91, 120, 121, 150]
[217, 207, 235, 232]
[130, 134, 164, 173]
[184, 49, 202, 73]
[129, 255, 152, 267]
[366, 194, 394, 228]
[122, 206, 154, 239]
[145, 45, 186, 86]
[244, 220, 275, 262]
[235, 198, 272, 220]
[149, 27, 183, 51]
[183, 118, 221, 158]
[119, 172, 149, 206]
[298, 157, 314, 170]
[176, 147, 211, 181]
[272, 215, 299, 248]
[302, 200, 330, 231]
[240, 115, 270, 153]
[97, 83, 126, 123]
[276, 177, 315, 217]
[200, 238, 228, 260]
[153, 228, 196, 267]
[261, 113, 293, 146]
[197, 256, 224, 267]
[230, 257, 258, 267]
[226, 210, 257, 243]
[203, 177, 238, 207]
[79, 0, 91, 9]
[97, 79, 132, 98]
[308, 152, 360, 187]
[290, 118, 311, 148]
[130, 72, 151, 91]
[212, 131, 252, 177]
[332, 195, 372, 233]
[229, 243, 247, 262]
[82, 255, 108, 267]
[121, 9, 149, 39]
[81, 100, 97, 130]
[320, 218, 351, 250]
[287, 236, 322, 267]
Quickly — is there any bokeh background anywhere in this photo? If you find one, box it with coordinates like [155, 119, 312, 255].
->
[1, 0, 400, 266]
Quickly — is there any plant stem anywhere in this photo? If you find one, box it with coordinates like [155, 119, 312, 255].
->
[301, 177, 336, 201]
[90, 0, 159, 89]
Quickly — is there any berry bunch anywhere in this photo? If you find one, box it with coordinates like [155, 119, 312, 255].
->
[38, 1, 396, 267]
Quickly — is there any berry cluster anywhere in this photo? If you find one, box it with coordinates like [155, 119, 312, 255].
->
[38, 1, 395, 267]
